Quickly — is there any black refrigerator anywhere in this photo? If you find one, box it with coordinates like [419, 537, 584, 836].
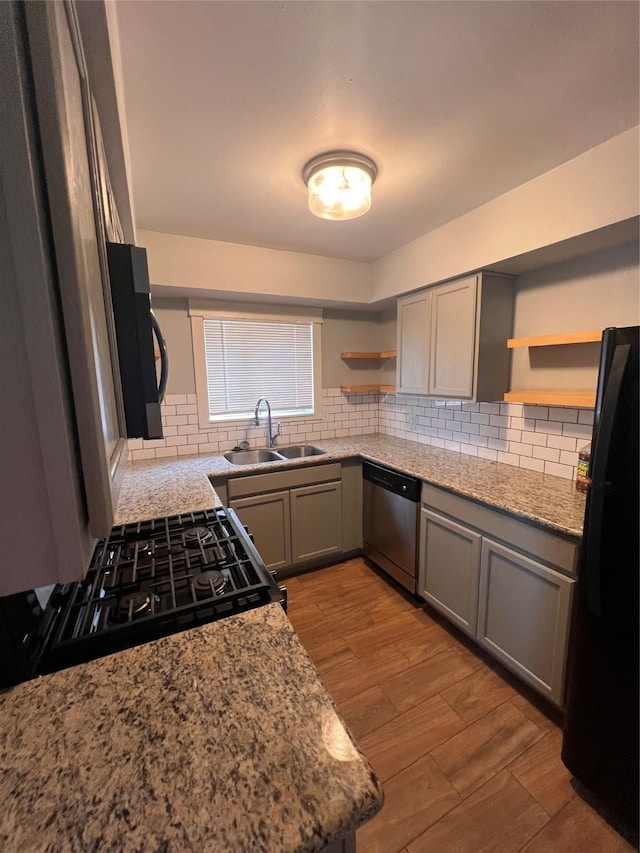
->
[561, 325, 639, 833]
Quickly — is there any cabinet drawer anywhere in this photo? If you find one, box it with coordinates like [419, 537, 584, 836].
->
[421, 482, 579, 576]
[228, 462, 342, 499]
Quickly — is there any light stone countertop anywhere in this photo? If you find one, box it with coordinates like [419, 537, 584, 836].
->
[0, 604, 383, 852]
[117, 434, 586, 539]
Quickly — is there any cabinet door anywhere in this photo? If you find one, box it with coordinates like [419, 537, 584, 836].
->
[290, 482, 343, 564]
[396, 290, 431, 394]
[230, 491, 291, 571]
[477, 539, 575, 706]
[418, 508, 482, 636]
[429, 276, 478, 399]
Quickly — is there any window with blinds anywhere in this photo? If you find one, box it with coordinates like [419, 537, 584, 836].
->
[202, 318, 315, 420]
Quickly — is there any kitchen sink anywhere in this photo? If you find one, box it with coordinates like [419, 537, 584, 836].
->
[224, 449, 283, 465]
[223, 445, 326, 465]
[276, 445, 326, 459]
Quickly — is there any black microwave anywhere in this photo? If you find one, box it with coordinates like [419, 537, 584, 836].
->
[106, 242, 168, 440]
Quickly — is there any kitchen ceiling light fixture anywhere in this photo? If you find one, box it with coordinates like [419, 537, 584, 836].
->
[302, 151, 377, 221]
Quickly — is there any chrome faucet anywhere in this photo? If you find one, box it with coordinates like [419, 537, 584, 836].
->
[254, 398, 281, 447]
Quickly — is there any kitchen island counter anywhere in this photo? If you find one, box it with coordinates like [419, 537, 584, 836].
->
[0, 603, 382, 852]
[118, 434, 585, 539]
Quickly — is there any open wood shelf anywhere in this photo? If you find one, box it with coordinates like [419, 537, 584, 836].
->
[340, 350, 397, 359]
[507, 330, 602, 349]
[504, 389, 596, 408]
[340, 384, 396, 394]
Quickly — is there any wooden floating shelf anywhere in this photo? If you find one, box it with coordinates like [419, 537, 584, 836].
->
[507, 330, 602, 349]
[504, 390, 596, 408]
[340, 384, 396, 394]
[340, 350, 397, 359]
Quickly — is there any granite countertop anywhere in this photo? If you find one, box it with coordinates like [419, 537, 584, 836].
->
[118, 434, 586, 538]
[0, 604, 383, 852]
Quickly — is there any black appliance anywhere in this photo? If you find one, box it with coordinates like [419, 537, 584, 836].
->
[363, 461, 421, 594]
[561, 326, 639, 833]
[0, 508, 286, 688]
[106, 242, 168, 440]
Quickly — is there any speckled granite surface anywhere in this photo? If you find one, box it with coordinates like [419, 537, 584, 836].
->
[0, 604, 382, 852]
[119, 435, 585, 538]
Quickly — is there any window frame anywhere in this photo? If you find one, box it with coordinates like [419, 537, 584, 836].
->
[189, 300, 323, 428]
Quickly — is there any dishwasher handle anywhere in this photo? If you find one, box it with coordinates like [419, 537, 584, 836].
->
[362, 461, 421, 502]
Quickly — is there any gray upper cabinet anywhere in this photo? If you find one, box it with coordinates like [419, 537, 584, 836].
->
[396, 272, 514, 401]
[396, 289, 431, 394]
[429, 276, 477, 398]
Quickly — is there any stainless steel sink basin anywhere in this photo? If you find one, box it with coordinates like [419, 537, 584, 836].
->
[224, 449, 283, 465]
[276, 445, 326, 459]
[224, 445, 326, 465]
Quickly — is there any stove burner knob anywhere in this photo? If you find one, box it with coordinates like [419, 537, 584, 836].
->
[269, 570, 279, 582]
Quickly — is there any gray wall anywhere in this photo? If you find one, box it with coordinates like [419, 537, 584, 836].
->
[152, 240, 639, 399]
[151, 297, 196, 394]
[151, 299, 393, 394]
[510, 240, 639, 390]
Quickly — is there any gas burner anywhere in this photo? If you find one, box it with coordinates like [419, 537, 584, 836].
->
[193, 570, 228, 599]
[183, 526, 213, 549]
[111, 591, 159, 623]
[121, 539, 153, 560]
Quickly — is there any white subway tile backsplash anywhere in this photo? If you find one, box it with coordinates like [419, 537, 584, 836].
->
[544, 461, 574, 479]
[561, 422, 593, 441]
[548, 407, 579, 423]
[520, 430, 547, 446]
[130, 389, 593, 483]
[477, 447, 497, 462]
[533, 446, 561, 463]
[519, 456, 544, 473]
[547, 434, 578, 451]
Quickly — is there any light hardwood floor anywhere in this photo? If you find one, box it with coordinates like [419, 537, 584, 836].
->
[286, 558, 636, 853]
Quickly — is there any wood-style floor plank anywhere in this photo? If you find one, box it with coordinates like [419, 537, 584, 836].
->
[430, 701, 543, 798]
[320, 646, 414, 704]
[407, 770, 549, 853]
[508, 728, 575, 816]
[338, 684, 400, 740]
[520, 795, 636, 852]
[393, 621, 457, 664]
[356, 753, 461, 853]
[440, 667, 516, 724]
[287, 559, 633, 853]
[358, 695, 466, 783]
[343, 611, 427, 658]
[381, 647, 477, 712]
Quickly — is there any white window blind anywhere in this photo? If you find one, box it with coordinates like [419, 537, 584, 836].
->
[203, 318, 315, 420]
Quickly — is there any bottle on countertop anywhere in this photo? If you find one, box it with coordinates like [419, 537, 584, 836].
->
[576, 443, 591, 493]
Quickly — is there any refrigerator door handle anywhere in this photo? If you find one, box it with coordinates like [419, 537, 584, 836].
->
[585, 343, 630, 617]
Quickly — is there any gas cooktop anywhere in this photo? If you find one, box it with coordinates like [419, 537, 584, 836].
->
[0, 507, 285, 684]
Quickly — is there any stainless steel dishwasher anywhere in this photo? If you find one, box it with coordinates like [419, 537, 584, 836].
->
[362, 461, 421, 594]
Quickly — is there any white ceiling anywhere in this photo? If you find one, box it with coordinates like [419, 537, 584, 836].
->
[116, 1, 639, 263]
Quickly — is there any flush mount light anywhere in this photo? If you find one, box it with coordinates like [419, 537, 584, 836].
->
[302, 151, 378, 221]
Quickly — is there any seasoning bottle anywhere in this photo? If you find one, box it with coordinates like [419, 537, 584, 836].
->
[576, 444, 591, 493]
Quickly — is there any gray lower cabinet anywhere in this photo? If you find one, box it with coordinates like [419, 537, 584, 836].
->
[418, 484, 577, 707]
[229, 490, 292, 571]
[418, 509, 481, 636]
[477, 539, 574, 704]
[220, 461, 359, 574]
[290, 482, 343, 564]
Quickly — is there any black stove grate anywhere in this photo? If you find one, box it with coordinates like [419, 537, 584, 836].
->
[42, 507, 282, 672]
